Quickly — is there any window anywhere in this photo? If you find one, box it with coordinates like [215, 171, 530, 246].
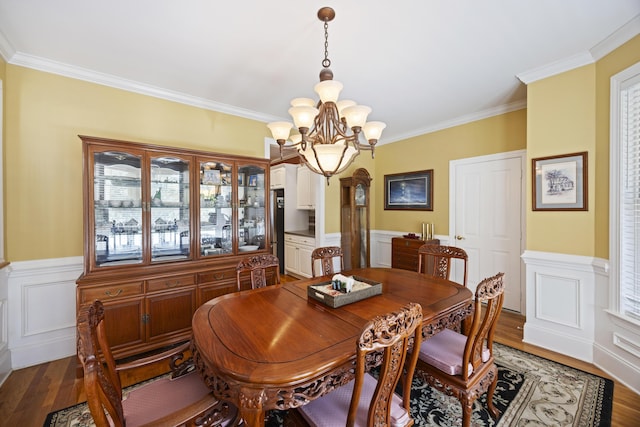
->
[611, 61, 640, 321]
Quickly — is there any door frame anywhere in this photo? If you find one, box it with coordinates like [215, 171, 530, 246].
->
[449, 149, 526, 313]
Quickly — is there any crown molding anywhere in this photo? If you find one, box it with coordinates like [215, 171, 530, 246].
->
[7, 52, 282, 124]
[379, 99, 527, 145]
[591, 14, 640, 61]
[0, 28, 15, 62]
[517, 13, 640, 85]
[516, 52, 595, 85]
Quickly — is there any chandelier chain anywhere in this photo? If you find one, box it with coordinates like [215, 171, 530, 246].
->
[322, 20, 331, 69]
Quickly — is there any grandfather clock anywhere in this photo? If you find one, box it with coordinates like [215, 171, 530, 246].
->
[340, 168, 372, 270]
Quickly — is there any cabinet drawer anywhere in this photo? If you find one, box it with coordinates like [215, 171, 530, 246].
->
[285, 234, 315, 247]
[198, 268, 237, 284]
[79, 282, 143, 303]
[147, 274, 195, 292]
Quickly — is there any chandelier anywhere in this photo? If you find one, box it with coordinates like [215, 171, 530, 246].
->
[267, 7, 386, 182]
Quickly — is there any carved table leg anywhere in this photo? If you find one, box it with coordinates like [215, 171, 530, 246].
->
[239, 387, 267, 427]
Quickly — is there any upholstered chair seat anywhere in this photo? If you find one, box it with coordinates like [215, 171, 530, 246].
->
[119, 371, 237, 426]
[297, 303, 423, 427]
[298, 373, 411, 427]
[418, 328, 490, 377]
[415, 272, 505, 427]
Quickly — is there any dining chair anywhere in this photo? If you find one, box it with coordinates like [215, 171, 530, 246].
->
[417, 244, 469, 288]
[311, 246, 344, 277]
[297, 302, 423, 427]
[415, 272, 505, 427]
[236, 253, 281, 291]
[76, 300, 239, 427]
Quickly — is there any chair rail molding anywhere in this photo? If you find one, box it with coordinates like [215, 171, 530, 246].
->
[7, 256, 83, 370]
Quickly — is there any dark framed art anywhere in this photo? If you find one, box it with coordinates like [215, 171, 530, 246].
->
[384, 169, 433, 210]
[532, 151, 587, 211]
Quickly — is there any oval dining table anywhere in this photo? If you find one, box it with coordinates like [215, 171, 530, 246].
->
[191, 267, 473, 427]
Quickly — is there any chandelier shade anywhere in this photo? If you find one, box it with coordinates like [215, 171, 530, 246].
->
[267, 6, 385, 183]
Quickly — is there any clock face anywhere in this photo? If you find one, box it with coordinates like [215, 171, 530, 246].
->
[355, 184, 366, 206]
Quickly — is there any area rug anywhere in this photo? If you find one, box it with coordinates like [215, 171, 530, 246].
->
[44, 343, 613, 427]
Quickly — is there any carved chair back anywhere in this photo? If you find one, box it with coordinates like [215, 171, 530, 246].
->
[351, 302, 423, 426]
[416, 272, 505, 427]
[298, 302, 423, 427]
[236, 254, 281, 291]
[417, 244, 468, 287]
[77, 300, 238, 427]
[311, 246, 344, 277]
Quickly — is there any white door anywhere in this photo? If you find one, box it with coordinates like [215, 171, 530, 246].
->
[450, 151, 525, 313]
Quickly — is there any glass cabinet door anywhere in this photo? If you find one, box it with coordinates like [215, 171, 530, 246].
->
[238, 164, 266, 252]
[149, 155, 191, 262]
[199, 160, 233, 256]
[93, 150, 143, 267]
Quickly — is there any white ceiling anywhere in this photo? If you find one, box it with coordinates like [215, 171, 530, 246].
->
[0, 1, 639, 145]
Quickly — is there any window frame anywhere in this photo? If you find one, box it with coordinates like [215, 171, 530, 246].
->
[609, 60, 640, 326]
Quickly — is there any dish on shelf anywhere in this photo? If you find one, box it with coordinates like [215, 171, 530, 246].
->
[238, 245, 259, 252]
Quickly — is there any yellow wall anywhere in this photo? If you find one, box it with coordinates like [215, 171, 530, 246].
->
[369, 110, 527, 236]
[525, 65, 596, 255]
[594, 35, 640, 259]
[4, 65, 269, 261]
[4, 34, 638, 262]
[525, 34, 640, 257]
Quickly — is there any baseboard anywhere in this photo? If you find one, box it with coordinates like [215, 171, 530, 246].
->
[523, 322, 594, 363]
[10, 330, 76, 370]
[593, 342, 640, 395]
[0, 344, 11, 387]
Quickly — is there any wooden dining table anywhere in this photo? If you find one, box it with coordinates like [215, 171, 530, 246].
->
[191, 267, 473, 427]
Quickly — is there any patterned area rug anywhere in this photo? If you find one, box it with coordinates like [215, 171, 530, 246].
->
[44, 343, 613, 427]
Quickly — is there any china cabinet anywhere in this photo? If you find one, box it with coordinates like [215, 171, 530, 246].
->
[77, 135, 270, 363]
[340, 168, 372, 270]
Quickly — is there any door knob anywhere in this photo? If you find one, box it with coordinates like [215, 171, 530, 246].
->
[455, 235, 465, 240]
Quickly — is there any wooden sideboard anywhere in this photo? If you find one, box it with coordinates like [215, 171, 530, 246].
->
[391, 237, 440, 272]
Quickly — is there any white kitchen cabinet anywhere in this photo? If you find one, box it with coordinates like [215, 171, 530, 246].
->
[270, 165, 286, 189]
[284, 233, 315, 278]
[296, 166, 316, 209]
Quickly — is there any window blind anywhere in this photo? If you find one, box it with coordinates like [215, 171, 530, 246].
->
[621, 78, 640, 320]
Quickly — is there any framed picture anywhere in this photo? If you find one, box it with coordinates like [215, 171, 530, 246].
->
[532, 151, 587, 211]
[202, 169, 221, 185]
[248, 174, 258, 187]
[384, 170, 433, 210]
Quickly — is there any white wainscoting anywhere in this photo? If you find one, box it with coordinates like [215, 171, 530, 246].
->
[0, 264, 10, 386]
[7, 257, 83, 370]
[0, 231, 439, 375]
[521, 250, 600, 363]
[522, 250, 640, 394]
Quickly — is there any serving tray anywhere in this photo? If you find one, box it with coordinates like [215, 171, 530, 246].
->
[307, 276, 382, 308]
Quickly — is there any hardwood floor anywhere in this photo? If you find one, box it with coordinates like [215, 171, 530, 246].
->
[1, 286, 639, 426]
